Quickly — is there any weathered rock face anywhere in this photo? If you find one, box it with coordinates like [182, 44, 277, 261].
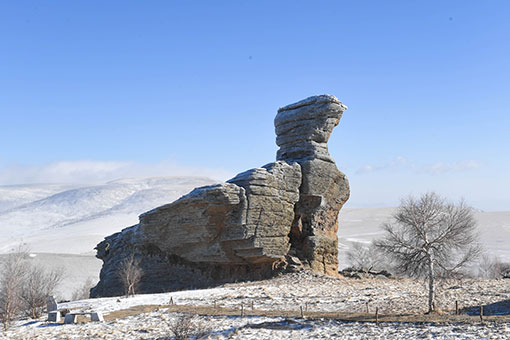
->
[276, 95, 349, 275]
[91, 95, 349, 297]
[91, 161, 302, 297]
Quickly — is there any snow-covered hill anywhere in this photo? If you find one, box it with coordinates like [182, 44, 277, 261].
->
[0, 183, 80, 213]
[0, 177, 217, 254]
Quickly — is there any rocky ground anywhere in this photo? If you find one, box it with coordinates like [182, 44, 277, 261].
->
[2, 271, 510, 339]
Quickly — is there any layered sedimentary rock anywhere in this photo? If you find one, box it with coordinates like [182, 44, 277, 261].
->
[276, 95, 350, 275]
[91, 95, 349, 297]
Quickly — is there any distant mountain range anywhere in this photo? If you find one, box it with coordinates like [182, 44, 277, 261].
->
[0, 177, 217, 254]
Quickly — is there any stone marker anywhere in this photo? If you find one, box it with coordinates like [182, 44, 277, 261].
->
[64, 313, 77, 324]
[91, 312, 104, 322]
[47, 296, 57, 312]
[48, 311, 60, 323]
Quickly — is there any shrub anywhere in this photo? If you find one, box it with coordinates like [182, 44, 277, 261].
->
[165, 313, 211, 340]
[0, 245, 65, 328]
[477, 254, 510, 279]
[20, 265, 64, 319]
[0, 247, 29, 330]
[71, 277, 95, 301]
[346, 241, 385, 271]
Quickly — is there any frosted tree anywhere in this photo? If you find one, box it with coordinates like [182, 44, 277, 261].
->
[0, 246, 29, 330]
[21, 265, 63, 318]
[375, 192, 481, 313]
[117, 253, 143, 297]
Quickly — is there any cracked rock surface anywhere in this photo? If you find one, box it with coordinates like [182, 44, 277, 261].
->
[91, 95, 349, 297]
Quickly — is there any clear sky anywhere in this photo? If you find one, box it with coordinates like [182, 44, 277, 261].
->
[1, 1, 509, 210]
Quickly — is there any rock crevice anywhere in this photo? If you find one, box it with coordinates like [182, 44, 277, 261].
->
[91, 94, 349, 297]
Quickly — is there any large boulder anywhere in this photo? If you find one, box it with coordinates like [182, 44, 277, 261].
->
[91, 94, 349, 297]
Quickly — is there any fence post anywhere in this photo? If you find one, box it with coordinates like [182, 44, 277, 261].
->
[480, 306, 483, 322]
[375, 307, 379, 326]
[455, 301, 458, 315]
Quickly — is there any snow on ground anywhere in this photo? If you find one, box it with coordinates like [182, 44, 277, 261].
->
[2, 272, 510, 339]
[0, 176, 217, 254]
[0, 183, 80, 213]
[338, 207, 510, 267]
[57, 273, 510, 317]
[6, 313, 510, 340]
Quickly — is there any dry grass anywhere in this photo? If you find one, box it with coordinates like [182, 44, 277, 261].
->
[102, 303, 510, 325]
[104, 304, 162, 321]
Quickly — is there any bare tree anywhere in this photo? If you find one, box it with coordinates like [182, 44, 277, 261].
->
[117, 253, 143, 297]
[346, 241, 385, 271]
[71, 277, 95, 301]
[375, 192, 481, 313]
[0, 246, 29, 330]
[477, 254, 510, 279]
[21, 265, 64, 319]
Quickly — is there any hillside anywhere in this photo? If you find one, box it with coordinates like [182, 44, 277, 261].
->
[0, 177, 217, 254]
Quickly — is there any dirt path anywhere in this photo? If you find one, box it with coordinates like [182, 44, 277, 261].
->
[104, 303, 510, 325]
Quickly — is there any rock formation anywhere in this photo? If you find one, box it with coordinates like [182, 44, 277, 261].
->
[276, 95, 350, 275]
[91, 94, 349, 297]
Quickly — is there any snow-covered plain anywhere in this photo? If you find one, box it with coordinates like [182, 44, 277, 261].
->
[2, 272, 510, 339]
[338, 207, 510, 268]
[7, 312, 510, 340]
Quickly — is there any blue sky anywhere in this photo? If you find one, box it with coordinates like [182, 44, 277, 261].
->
[0, 1, 509, 210]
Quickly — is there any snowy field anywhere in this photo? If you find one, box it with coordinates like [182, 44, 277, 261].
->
[2, 272, 510, 339]
[6, 313, 510, 340]
[338, 207, 510, 268]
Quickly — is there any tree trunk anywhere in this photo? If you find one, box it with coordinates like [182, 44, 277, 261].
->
[427, 254, 435, 313]
[128, 281, 135, 296]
